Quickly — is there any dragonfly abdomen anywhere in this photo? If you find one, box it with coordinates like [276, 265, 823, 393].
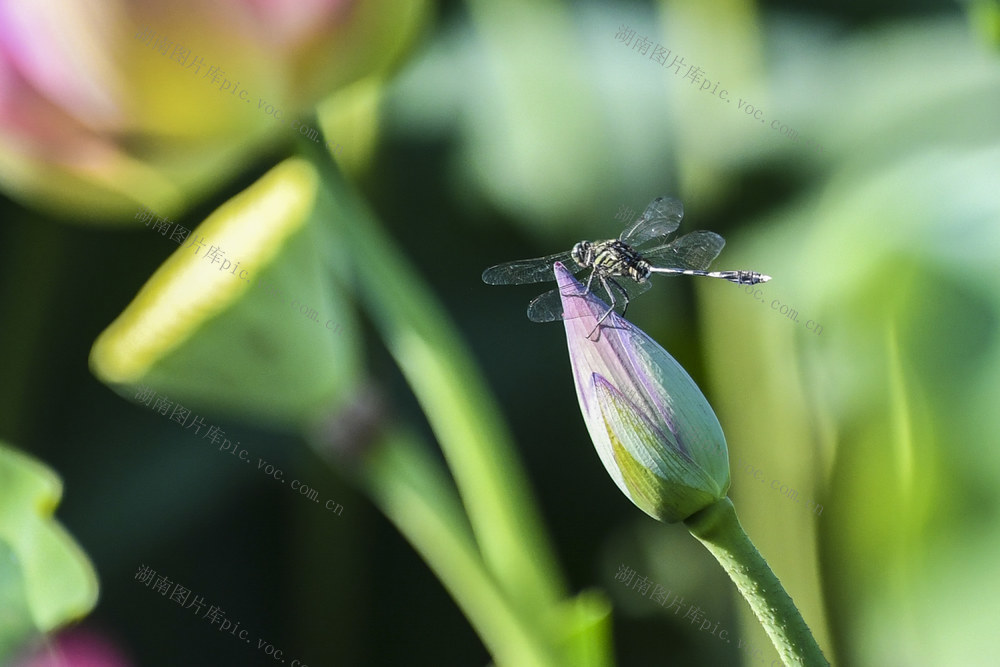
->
[647, 266, 771, 285]
[631, 260, 653, 283]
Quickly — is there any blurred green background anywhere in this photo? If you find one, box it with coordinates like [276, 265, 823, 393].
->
[1, 0, 999, 665]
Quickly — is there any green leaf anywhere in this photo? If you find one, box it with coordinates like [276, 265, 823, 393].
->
[0, 443, 98, 661]
[0, 540, 40, 662]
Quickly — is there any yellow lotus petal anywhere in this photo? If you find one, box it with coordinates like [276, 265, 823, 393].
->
[90, 157, 360, 426]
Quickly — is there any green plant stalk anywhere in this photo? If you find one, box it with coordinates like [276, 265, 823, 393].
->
[308, 147, 566, 616]
[357, 426, 563, 667]
[683, 497, 829, 667]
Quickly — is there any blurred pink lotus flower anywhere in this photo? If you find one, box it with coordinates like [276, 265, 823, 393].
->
[15, 628, 132, 667]
[0, 0, 424, 223]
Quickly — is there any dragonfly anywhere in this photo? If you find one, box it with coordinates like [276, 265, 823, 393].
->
[482, 196, 771, 337]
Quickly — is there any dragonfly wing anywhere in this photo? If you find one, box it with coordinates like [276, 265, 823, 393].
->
[621, 276, 654, 300]
[604, 276, 654, 317]
[620, 196, 684, 247]
[528, 284, 601, 323]
[527, 276, 653, 323]
[641, 230, 725, 271]
[527, 288, 570, 322]
[482, 251, 575, 285]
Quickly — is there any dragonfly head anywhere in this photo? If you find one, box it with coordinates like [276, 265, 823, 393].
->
[571, 241, 593, 268]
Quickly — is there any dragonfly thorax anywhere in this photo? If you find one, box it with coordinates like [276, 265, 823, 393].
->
[572, 240, 651, 283]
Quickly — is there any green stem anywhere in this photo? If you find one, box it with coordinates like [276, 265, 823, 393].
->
[306, 144, 565, 616]
[354, 426, 562, 667]
[683, 497, 829, 667]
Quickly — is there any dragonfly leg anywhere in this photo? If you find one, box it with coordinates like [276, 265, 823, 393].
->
[587, 274, 618, 340]
[608, 277, 631, 319]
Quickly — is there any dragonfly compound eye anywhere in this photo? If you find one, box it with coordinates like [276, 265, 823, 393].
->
[571, 241, 591, 267]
